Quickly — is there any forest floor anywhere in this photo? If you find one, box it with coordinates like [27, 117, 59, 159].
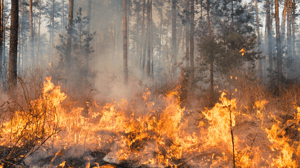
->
[0, 72, 300, 168]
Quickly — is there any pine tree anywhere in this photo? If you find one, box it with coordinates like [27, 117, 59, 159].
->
[275, 0, 282, 89]
[9, 0, 19, 90]
[66, 0, 74, 68]
[123, 0, 128, 84]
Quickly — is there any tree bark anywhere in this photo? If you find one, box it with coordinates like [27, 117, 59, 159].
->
[292, 0, 295, 56]
[185, 0, 189, 67]
[123, 0, 128, 84]
[30, 0, 35, 67]
[140, 0, 145, 70]
[87, 0, 91, 68]
[0, 0, 3, 79]
[142, 0, 146, 73]
[50, 0, 55, 62]
[287, 0, 291, 58]
[275, 0, 282, 90]
[66, 0, 74, 68]
[281, 0, 288, 43]
[150, 0, 153, 79]
[255, 0, 262, 78]
[171, 0, 176, 78]
[190, 0, 194, 74]
[37, 0, 41, 66]
[207, 0, 213, 105]
[146, 0, 151, 78]
[9, 0, 19, 90]
[266, 0, 272, 71]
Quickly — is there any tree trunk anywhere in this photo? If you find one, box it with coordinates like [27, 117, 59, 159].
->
[150, 0, 153, 79]
[9, 0, 19, 90]
[142, 0, 146, 73]
[66, 0, 73, 68]
[207, 0, 213, 105]
[37, 0, 41, 66]
[0, 0, 3, 79]
[292, 0, 295, 56]
[185, 0, 189, 67]
[266, 0, 272, 72]
[86, 0, 91, 69]
[140, 0, 145, 69]
[159, 0, 162, 60]
[123, 0, 128, 84]
[281, 0, 288, 43]
[51, 0, 55, 62]
[255, 0, 262, 78]
[275, 0, 282, 90]
[171, 0, 176, 78]
[30, 0, 35, 67]
[287, 0, 291, 58]
[190, 0, 194, 74]
[287, 0, 293, 57]
[146, 0, 151, 78]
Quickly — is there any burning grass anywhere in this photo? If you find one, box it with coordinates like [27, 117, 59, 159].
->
[0, 76, 300, 167]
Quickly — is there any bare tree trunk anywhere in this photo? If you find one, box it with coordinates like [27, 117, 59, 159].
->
[37, 0, 41, 66]
[287, 0, 291, 58]
[123, 0, 128, 84]
[146, 0, 151, 78]
[185, 0, 189, 67]
[266, 0, 272, 72]
[275, 0, 282, 90]
[281, 0, 288, 42]
[287, 0, 293, 57]
[150, 0, 153, 79]
[0, 0, 3, 79]
[140, 0, 145, 70]
[171, 0, 176, 78]
[255, 0, 262, 78]
[30, 0, 35, 67]
[51, 0, 55, 62]
[66, 0, 74, 68]
[9, 0, 19, 90]
[190, 0, 194, 75]
[207, 0, 213, 105]
[292, 0, 295, 56]
[159, 0, 162, 58]
[142, 0, 146, 73]
[86, 0, 91, 69]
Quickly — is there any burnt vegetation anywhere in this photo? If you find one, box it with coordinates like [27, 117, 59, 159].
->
[0, 0, 300, 167]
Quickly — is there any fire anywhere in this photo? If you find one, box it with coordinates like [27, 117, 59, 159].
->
[1, 77, 300, 167]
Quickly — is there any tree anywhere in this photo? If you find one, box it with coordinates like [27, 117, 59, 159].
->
[190, 0, 194, 76]
[266, 0, 272, 72]
[123, 0, 128, 84]
[171, 0, 176, 77]
[87, 0, 91, 68]
[275, 0, 282, 89]
[37, 0, 42, 66]
[146, 0, 150, 78]
[207, 0, 213, 105]
[185, 0, 189, 67]
[255, 0, 262, 78]
[66, 0, 74, 68]
[0, 0, 3, 79]
[9, 0, 19, 89]
[30, 0, 34, 67]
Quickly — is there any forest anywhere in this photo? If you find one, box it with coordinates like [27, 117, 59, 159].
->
[0, 0, 299, 167]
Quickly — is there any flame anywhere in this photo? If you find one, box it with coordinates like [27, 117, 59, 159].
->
[2, 77, 300, 167]
[239, 48, 246, 56]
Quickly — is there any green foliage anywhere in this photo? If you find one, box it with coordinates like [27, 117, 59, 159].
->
[198, 30, 259, 76]
[53, 8, 97, 91]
